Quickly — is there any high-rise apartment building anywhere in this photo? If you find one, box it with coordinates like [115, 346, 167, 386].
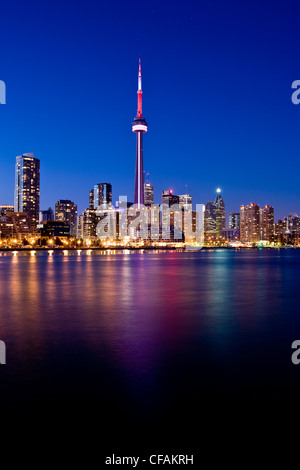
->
[14, 153, 40, 226]
[240, 203, 260, 242]
[55, 200, 77, 233]
[259, 205, 274, 241]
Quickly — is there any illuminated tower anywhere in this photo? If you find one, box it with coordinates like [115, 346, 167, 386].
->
[132, 57, 148, 208]
[14, 153, 40, 226]
[215, 188, 226, 237]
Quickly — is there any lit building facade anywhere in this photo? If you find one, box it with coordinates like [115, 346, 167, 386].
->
[161, 190, 179, 207]
[240, 203, 260, 242]
[89, 189, 94, 209]
[229, 212, 240, 230]
[179, 194, 192, 209]
[259, 205, 274, 241]
[55, 199, 77, 234]
[14, 153, 40, 226]
[0, 205, 14, 216]
[94, 183, 112, 209]
[144, 183, 154, 206]
[204, 201, 217, 240]
[215, 189, 226, 237]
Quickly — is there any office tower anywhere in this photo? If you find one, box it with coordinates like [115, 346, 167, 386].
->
[240, 203, 260, 242]
[259, 205, 274, 241]
[178, 195, 193, 241]
[144, 174, 153, 206]
[55, 200, 77, 234]
[161, 190, 179, 207]
[144, 183, 154, 206]
[132, 57, 148, 208]
[215, 188, 226, 237]
[14, 153, 40, 225]
[179, 194, 192, 209]
[94, 183, 112, 209]
[81, 209, 97, 240]
[89, 189, 94, 209]
[39, 207, 54, 223]
[229, 212, 240, 230]
[204, 202, 217, 240]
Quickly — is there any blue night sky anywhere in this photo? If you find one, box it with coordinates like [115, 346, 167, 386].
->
[1, 0, 300, 220]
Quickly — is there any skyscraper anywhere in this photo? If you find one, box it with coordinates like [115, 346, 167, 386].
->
[259, 205, 274, 241]
[94, 183, 112, 209]
[89, 189, 94, 210]
[204, 202, 217, 240]
[132, 57, 148, 208]
[229, 212, 240, 230]
[215, 188, 225, 237]
[55, 199, 78, 234]
[144, 174, 153, 206]
[240, 203, 260, 242]
[179, 194, 192, 209]
[14, 153, 40, 225]
[144, 183, 154, 206]
[161, 190, 179, 207]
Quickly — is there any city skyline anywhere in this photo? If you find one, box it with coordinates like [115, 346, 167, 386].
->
[1, 2, 300, 220]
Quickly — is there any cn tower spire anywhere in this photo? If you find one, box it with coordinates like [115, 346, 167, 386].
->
[132, 57, 148, 208]
[137, 56, 143, 118]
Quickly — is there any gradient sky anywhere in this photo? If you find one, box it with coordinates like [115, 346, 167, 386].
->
[1, 0, 300, 220]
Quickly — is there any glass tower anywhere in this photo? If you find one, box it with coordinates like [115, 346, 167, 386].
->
[14, 153, 40, 226]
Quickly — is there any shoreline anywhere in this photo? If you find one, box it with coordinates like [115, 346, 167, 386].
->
[0, 245, 298, 253]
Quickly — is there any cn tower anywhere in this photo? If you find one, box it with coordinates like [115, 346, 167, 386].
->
[132, 57, 148, 208]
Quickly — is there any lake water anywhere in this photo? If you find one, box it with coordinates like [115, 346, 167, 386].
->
[1, 249, 300, 449]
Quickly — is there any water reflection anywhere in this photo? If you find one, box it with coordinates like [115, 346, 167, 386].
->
[1, 250, 300, 417]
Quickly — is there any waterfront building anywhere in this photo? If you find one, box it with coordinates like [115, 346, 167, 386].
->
[14, 153, 40, 226]
[55, 199, 77, 234]
[0, 205, 14, 216]
[204, 201, 217, 241]
[259, 205, 274, 241]
[240, 203, 260, 242]
[215, 188, 226, 237]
